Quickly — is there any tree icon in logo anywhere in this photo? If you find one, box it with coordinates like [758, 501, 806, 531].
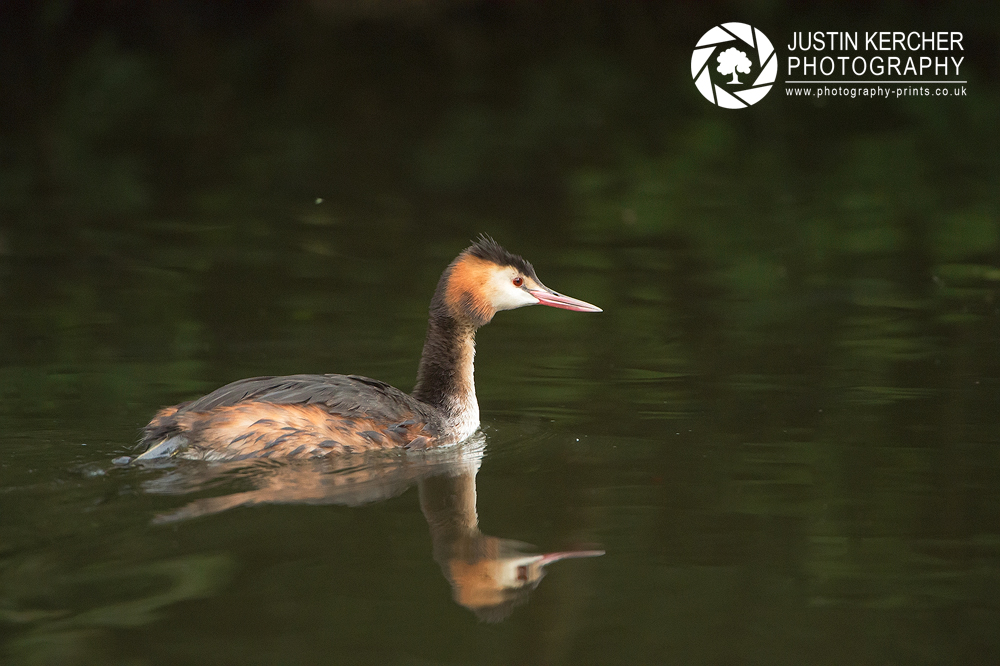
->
[717, 47, 752, 85]
[691, 22, 777, 108]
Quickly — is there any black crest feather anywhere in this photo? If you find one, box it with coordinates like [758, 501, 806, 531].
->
[466, 234, 537, 280]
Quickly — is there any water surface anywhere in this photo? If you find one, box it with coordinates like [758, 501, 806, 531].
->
[2, 2, 999, 664]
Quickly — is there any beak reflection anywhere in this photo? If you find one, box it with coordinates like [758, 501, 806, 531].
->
[141, 436, 603, 622]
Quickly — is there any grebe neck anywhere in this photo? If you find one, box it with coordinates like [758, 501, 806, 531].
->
[412, 314, 479, 439]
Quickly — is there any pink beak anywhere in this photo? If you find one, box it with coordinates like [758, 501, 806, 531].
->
[528, 288, 602, 313]
[537, 549, 606, 566]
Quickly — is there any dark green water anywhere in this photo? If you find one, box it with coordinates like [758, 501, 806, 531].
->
[2, 3, 999, 664]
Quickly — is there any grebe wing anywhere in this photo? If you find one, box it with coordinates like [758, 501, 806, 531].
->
[138, 374, 442, 460]
[178, 373, 433, 423]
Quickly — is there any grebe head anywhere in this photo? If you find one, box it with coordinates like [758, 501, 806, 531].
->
[439, 236, 602, 327]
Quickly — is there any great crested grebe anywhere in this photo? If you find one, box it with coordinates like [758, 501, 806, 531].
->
[136, 237, 601, 461]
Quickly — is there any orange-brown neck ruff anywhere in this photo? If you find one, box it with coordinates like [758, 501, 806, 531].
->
[410, 253, 490, 441]
[444, 254, 496, 327]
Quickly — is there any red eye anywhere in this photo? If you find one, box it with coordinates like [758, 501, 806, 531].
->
[512, 276, 524, 287]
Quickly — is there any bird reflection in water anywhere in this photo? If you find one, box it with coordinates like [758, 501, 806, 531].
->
[139, 436, 603, 621]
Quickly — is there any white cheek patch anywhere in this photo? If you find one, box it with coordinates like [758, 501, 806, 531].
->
[487, 272, 540, 311]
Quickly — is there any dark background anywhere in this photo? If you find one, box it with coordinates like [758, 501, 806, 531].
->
[1, 2, 999, 664]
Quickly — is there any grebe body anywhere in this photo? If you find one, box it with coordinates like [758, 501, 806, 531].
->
[138, 238, 600, 461]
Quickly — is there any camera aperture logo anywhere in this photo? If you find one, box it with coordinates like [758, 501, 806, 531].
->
[692, 23, 777, 108]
